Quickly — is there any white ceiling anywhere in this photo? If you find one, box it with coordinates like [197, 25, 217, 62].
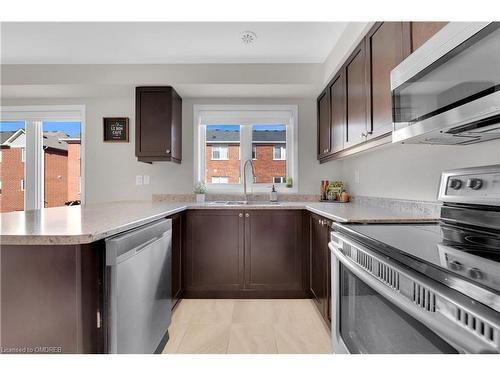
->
[1, 22, 348, 64]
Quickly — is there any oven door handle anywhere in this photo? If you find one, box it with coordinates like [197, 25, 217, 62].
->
[329, 239, 500, 354]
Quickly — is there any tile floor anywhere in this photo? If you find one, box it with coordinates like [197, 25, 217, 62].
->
[163, 299, 332, 354]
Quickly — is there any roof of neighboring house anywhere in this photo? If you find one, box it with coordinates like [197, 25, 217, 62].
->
[206, 129, 286, 143]
[252, 130, 286, 143]
[0, 130, 80, 151]
[43, 131, 71, 151]
[0, 131, 17, 144]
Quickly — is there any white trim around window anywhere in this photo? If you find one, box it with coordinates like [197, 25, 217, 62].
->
[273, 145, 286, 160]
[211, 144, 229, 160]
[193, 105, 298, 193]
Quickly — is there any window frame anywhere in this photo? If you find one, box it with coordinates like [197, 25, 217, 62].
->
[273, 144, 286, 160]
[0, 105, 86, 210]
[211, 144, 229, 160]
[193, 105, 298, 193]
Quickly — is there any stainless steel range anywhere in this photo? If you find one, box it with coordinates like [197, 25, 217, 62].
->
[329, 165, 500, 354]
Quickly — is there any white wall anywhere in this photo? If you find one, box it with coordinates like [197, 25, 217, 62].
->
[340, 140, 500, 202]
[2, 95, 342, 204]
[4, 94, 499, 204]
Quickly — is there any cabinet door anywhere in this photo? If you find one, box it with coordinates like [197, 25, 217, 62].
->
[366, 22, 411, 138]
[244, 210, 302, 291]
[317, 89, 331, 159]
[329, 72, 345, 153]
[310, 214, 327, 317]
[185, 210, 244, 291]
[136, 88, 172, 157]
[171, 213, 183, 309]
[411, 22, 448, 52]
[170, 89, 182, 162]
[344, 41, 367, 149]
[326, 227, 332, 327]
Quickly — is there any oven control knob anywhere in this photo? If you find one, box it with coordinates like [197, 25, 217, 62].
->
[448, 179, 462, 190]
[469, 268, 483, 280]
[449, 260, 463, 271]
[466, 178, 483, 190]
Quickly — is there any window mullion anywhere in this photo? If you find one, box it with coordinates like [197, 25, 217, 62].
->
[240, 123, 252, 190]
[25, 120, 44, 210]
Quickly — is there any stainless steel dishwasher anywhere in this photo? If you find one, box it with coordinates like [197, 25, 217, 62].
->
[105, 218, 172, 354]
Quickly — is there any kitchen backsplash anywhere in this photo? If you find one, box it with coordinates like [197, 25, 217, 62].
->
[152, 193, 442, 217]
[152, 193, 321, 202]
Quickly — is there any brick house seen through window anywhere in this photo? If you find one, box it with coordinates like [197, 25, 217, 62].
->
[0, 127, 81, 213]
[205, 125, 286, 185]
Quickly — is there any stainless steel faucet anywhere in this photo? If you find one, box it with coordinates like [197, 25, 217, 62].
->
[243, 159, 256, 204]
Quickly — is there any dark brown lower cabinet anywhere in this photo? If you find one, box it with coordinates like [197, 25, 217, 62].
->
[184, 209, 307, 298]
[0, 242, 105, 353]
[184, 210, 244, 294]
[244, 210, 303, 291]
[170, 212, 183, 309]
[309, 213, 332, 328]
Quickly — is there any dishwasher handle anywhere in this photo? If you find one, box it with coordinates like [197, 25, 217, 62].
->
[106, 219, 172, 266]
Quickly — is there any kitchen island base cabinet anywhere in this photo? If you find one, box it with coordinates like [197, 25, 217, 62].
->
[0, 242, 105, 354]
[183, 209, 308, 298]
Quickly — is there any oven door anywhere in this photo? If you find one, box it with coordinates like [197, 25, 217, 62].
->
[329, 232, 500, 354]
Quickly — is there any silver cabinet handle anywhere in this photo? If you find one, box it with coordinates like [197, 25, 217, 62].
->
[166, 149, 171, 154]
[318, 219, 322, 224]
[323, 148, 329, 153]
[239, 213, 243, 218]
[245, 213, 250, 218]
[361, 131, 373, 138]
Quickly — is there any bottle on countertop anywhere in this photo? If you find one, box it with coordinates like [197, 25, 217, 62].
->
[270, 184, 278, 202]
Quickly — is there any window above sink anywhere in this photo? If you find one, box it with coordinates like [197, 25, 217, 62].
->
[193, 105, 298, 193]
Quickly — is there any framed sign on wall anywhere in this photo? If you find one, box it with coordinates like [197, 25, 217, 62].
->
[103, 117, 129, 142]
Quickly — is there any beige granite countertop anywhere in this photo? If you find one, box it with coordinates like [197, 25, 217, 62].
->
[0, 200, 439, 245]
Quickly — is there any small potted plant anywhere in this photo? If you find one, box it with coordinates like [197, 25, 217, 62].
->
[194, 181, 207, 203]
[328, 181, 344, 201]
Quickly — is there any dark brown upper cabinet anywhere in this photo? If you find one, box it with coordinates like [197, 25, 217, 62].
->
[317, 88, 331, 159]
[410, 22, 448, 52]
[365, 22, 411, 139]
[316, 21, 449, 163]
[344, 40, 367, 149]
[329, 72, 345, 153]
[135, 86, 182, 163]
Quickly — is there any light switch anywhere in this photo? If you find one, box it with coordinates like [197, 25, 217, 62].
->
[355, 170, 360, 184]
[143, 175, 150, 185]
[136, 175, 143, 185]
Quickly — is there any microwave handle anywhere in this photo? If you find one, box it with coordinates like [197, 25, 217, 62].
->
[329, 238, 500, 354]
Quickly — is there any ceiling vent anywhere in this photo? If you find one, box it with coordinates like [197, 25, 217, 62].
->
[241, 31, 257, 44]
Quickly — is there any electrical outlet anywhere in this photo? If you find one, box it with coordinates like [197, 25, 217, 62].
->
[354, 169, 360, 184]
[143, 175, 150, 185]
[136, 175, 143, 185]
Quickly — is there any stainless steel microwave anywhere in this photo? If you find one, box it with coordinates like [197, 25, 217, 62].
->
[391, 22, 500, 145]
